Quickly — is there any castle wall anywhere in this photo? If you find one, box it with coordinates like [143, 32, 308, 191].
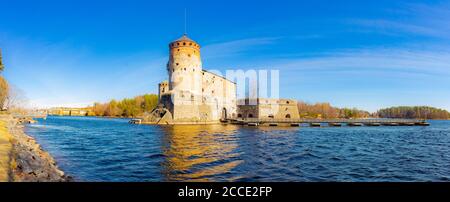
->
[201, 70, 237, 120]
[237, 98, 300, 120]
[257, 99, 300, 119]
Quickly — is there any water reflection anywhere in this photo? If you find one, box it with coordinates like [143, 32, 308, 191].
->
[160, 124, 242, 181]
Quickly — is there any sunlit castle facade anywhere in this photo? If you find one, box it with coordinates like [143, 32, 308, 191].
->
[147, 35, 237, 124]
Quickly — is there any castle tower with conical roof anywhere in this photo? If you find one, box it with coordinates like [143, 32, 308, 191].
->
[167, 34, 202, 95]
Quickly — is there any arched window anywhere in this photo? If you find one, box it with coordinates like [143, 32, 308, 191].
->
[248, 114, 253, 118]
[287, 101, 290, 104]
[183, 42, 186, 45]
[237, 114, 242, 118]
[268, 114, 274, 118]
[285, 114, 291, 119]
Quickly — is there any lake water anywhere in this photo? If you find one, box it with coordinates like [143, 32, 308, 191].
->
[25, 116, 450, 182]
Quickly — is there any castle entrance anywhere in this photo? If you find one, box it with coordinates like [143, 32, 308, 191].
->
[221, 108, 227, 120]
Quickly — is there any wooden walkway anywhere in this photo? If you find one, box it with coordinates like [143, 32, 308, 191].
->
[228, 118, 430, 127]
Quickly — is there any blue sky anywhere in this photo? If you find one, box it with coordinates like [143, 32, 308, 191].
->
[1, 0, 450, 112]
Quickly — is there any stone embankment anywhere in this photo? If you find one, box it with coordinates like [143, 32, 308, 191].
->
[0, 114, 71, 182]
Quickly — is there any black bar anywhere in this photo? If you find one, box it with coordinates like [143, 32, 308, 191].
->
[1, 182, 449, 200]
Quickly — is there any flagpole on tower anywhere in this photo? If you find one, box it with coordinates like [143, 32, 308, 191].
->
[184, 8, 187, 36]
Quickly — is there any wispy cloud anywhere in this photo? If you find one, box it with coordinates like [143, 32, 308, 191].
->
[202, 37, 279, 59]
[349, 2, 450, 39]
[276, 47, 450, 77]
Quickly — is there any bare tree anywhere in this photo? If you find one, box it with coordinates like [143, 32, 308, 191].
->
[5, 84, 29, 113]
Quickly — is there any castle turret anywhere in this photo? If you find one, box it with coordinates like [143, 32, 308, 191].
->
[167, 35, 202, 96]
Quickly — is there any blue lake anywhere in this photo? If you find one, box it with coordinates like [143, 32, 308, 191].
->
[25, 116, 450, 182]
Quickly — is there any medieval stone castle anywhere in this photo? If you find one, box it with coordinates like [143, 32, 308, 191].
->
[144, 35, 299, 124]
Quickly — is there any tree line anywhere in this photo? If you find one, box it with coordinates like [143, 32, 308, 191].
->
[1, 49, 9, 110]
[297, 101, 370, 119]
[376, 106, 450, 119]
[91, 94, 158, 117]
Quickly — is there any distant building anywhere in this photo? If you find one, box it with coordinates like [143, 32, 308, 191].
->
[145, 35, 299, 124]
[237, 98, 300, 120]
[48, 107, 93, 116]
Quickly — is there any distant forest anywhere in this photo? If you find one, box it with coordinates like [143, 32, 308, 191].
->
[297, 102, 450, 120]
[376, 106, 450, 119]
[297, 101, 370, 119]
[91, 94, 158, 117]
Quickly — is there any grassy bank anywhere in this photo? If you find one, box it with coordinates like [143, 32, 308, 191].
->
[0, 119, 13, 181]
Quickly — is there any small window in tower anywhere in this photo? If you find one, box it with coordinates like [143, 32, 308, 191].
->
[184, 68, 186, 71]
[177, 49, 180, 52]
[177, 43, 180, 45]
[176, 63, 179, 66]
[183, 42, 186, 45]
[212, 90, 215, 94]
[202, 88, 204, 92]
[188, 54, 191, 57]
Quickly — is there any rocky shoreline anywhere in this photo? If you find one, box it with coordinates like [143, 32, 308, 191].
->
[0, 115, 71, 182]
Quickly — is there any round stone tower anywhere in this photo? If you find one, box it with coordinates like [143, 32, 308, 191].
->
[167, 34, 202, 96]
